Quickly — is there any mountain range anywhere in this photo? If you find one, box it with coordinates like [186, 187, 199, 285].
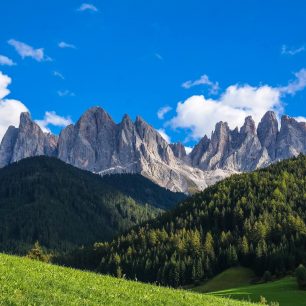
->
[0, 107, 306, 192]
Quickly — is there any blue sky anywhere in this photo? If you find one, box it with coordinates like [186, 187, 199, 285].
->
[0, 0, 306, 149]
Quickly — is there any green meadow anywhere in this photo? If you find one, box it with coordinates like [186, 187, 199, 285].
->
[191, 267, 306, 306]
[0, 253, 256, 306]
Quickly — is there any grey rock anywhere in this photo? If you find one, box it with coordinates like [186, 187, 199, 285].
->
[0, 112, 57, 167]
[0, 126, 18, 167]
[257, 111, 278, 159]
[1, 108, 306, 193]
[169, 142, 187, 159]
[276, 115, 306, 159]
[190, 112, 305, 173]
[11, 112, 57, 163]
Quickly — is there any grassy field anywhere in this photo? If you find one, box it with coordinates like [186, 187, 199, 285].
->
[209, 277, 306, 306]
[0, 253, 257, 306]
[191, 267, 255, 293]
[190, 267, 306, 306]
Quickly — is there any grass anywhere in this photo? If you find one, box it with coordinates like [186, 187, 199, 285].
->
[190, 267, 306, 306]
[210, 277, 306, 306]
[0, 253, 257, 306]
[192, 267, 255, 293]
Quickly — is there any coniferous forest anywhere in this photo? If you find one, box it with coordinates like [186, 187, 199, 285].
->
[0, 156, 184, 253]
[60, 155, 306, 287]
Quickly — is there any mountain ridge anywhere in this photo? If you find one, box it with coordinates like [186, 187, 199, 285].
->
[1, 106, 306, 192]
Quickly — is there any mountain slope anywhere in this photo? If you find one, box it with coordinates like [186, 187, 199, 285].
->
[77, 155, 306, 287]
[100, 174, 186, 210]
[0, 156, 182, 253]
[0, 253, 255, 306]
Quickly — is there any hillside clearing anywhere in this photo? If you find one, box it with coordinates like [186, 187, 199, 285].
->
[208, 277, 305, 306]
[191, 267, 256, 293]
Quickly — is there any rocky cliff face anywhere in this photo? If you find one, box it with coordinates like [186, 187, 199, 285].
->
[0, 112, 57, 168]
[56, 107, 215, 192]
[190, 112, 306, 172]
[169, 142, 187, 159]
[1, 108, 306, 193]
[275, 116, 306, 160]
[257, 111, 278, 159]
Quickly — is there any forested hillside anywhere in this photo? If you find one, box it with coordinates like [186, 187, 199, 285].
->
[73, 155, 306, 287]
[0, 157, 182, 253]
[100, 174, 186, 210]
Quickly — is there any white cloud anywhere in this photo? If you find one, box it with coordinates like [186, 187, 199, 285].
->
[8, 39, 49, 62]
[57, 90, 75, 97]
[77, 3, 98, 12]
[182, 74, 220, 95]
[294, 116, 306, 123]
[169, 86, 282, 140]
[0, 55, 16, 66]
[157, 106, 172, 119]
[169, 69, 306, 140]
[0, 71, 72, 141]
[58, 41, 76, 49]
[0, 72, 11, 100]
[53, 71, 65, 80]
[185, 146, 193, 154]
[0, 71, 29, 141]
[157, 128, 171, 143]
[281, 44, 305, 56]
[155, 53, 163, 61]
[169, 88, 280, 140]
[279, 68, 306, 95]
[35, 111, 72, 133]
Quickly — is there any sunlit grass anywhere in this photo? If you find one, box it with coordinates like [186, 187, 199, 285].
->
[0, 253, 257, 306]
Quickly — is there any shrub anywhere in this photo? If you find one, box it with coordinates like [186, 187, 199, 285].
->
[26, 241, 50, 262]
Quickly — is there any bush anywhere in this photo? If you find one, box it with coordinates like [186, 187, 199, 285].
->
[295, 264, 306, 290]
[259, 296, 267, 304]
[26, 241, 50, 263]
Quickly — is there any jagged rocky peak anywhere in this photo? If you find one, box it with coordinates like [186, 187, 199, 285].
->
[257, 111, 279, 159]
[14, 112, 58, 161]
[0, 112, 58, 167]
[120, 113, 134, 127]
[135, 115, 170, 150]
[135, 115, 152, 137]
[0, 126, 19, 168]
[191, 113, 269, 171]
[210, 121, 231, 155]
[276, 115, 306, 159]
[1, 107, 306, 193]
[170, 142, 187, 159]
[57, 106, 117, 172]
[189, 135, 210, 166]
[77, 106, 116, 129]
[19, 111, 32, 126]
[240, 116, 256, 134]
